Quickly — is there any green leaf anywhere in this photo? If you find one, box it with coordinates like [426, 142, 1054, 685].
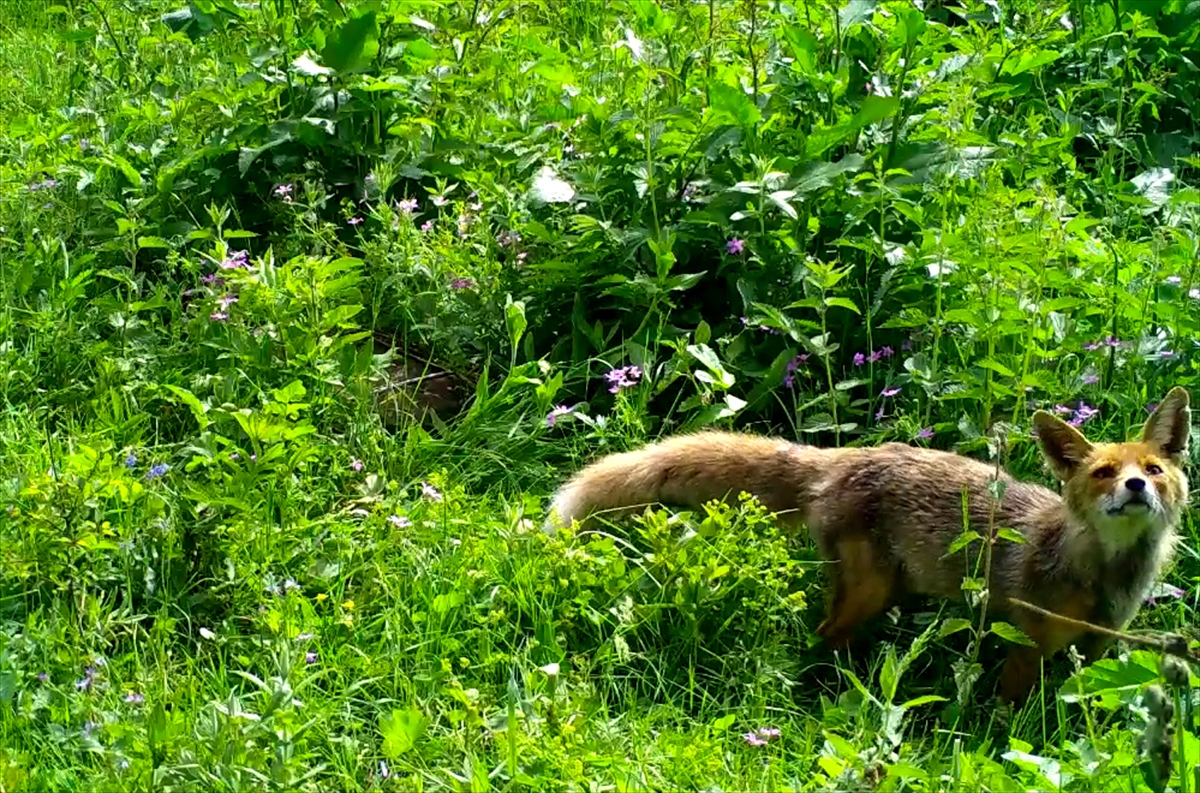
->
[899, 694, 947, 710]
[137, 236, 169, 249]
[165, 385, 210, 430]
[938, 618, 972, 638]
[506, 296, 528, 356]
[322, 10, 380, 74]
[996, 527, 1026, 545]
[708, 81, 761, 128]
[824, 296, 861, 315]
[990, 622, 1037, 647]
[380, 708, 428, 759]
[103, 154, 143, 188]
[945, 530, 981, 556]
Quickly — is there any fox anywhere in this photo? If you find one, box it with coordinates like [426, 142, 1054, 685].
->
[545, 387, 1192, 701]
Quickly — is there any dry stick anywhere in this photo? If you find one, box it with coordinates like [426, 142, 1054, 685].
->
[1008, 597, 1197, 663]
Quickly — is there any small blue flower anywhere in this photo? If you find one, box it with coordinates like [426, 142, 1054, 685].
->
[145, 463, 169, 481]
[124, 453, 137, 468]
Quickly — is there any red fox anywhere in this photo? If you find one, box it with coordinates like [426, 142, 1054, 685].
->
[546, 387, 1191, 700]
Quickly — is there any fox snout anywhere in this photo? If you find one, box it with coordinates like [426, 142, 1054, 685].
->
[1102, 469, 1159, 517]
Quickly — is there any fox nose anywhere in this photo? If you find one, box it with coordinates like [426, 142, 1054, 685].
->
[1125, 477, 1146, 493]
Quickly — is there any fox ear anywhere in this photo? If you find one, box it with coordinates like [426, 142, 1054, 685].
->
[1143, 387, 1191, 461]
[1033, 410, 1095, 480]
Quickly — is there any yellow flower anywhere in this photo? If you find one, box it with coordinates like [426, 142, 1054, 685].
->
[315, 593, 327, 602]
[342, 599, 355, 610]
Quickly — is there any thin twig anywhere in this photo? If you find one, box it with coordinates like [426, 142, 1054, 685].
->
[1008, 597, 1197, 663]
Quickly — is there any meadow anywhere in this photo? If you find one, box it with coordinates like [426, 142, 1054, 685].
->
[0, 0, 1198, 789]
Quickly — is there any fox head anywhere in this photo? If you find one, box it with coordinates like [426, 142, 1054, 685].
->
[1033, 387, 1191, 555]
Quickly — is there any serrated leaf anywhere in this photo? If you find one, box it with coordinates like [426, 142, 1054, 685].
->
[945, 530, 981, 556]
[708, 81, 761, 128]
[990, 622, 1037, 647]
[380, 708, 428, 759]
[824, 296, 861, 315]
[938, 618, 972, 638]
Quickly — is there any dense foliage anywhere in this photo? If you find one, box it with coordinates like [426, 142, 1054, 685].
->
[0, 0, 1199, 789]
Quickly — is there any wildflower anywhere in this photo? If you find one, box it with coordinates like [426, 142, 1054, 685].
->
[1083, 342, 1100, 351]
[901, 339, 913, 352]
[432, 195, 448, 207]
[145, 463, 169, 480]
[305, 652, 318, 664]
[1190, 288, 1200, 300]
[785, 354, 809, 372]
[546, 404, 576, 428]
[274, 184, 293, 200]
[917, 427, 934, 440]
[83, 721, 97, 737]
[387, 514, 411, 528]
[124, 692, 144, 704]
[200, 273, 225, 287]
[348, 217, 363, 226]
[853, 352, 866, 367]
[209, 311, 229, 322]
[875, 407, 886, 421]
[880, 346, 895, 358]
[218, 294, 238, 308]
[396, 198, 419, 214]
[497, 230, 522, 247]
[726, 238, 745, 255]
[743, 726, 781, 747]
[450, 277, 475, 289]
[421, 482, 443, 502]
[783, 374, 795, 389]
[1082, 373, 1100, 385]
[351, 459, 364, 472]
[199, 627, 215, 640]
[342, 600, 355, 610]
[1144, 583, 1185, 606]
[881, 386, 901, 398]
[296, 633, 314, 641]
[516, 251, 528, 263]
[379, 761, 391, 780]
[284, 578, 300, 592]
[230, 452, 240, 461]
[605, 365, 643, 394]
[315, 593, 328, 602]
[1053, 404, 1073, 415]
[59, 134, 73, 144]
[682, 182, 701, 202]
[1104, 336, 1120, 348]
[1166, 275, 1182, 285]
[1160, 350, 1173, 358]
[1068, 402, 1099, 427]
[469, 201, 482, 212]
[124, 453, 137, 468]
[219, 250, 249, 270]
[867, 350, 882, 363]
[421, 220, 434, 232]
[76, 666, 96, 692]
[37, 673, 48, 682]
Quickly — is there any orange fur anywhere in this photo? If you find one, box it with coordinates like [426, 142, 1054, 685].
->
[547, 388, 1192, 701]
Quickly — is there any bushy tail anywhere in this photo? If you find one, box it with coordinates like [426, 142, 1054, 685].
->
[545, 431, 808, 531]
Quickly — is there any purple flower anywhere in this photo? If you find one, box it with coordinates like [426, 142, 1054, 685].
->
[124, 692, 144, 704]
[396, 198, 419, 214]
[785, 354, 809, 372]
[124, 453, 137, 468]
[867, 350, 882, 363]
[917, 427, 934, 440]
[200, 273, 225, 287]
[783, 374, 795, 389]
[875, 407, 886, 421]
[605, 365, 643, 394]
[387, 514, 411, 528]
[1068, 402, 1099, 427]
[348, 217, 363, 226]
[1053, 404, 1073, 416]
[901, 339, 913, 352]
[422, 482, 443, 502]
[209, 311, 229, 322]
[1160, 350, 1173, 358]
[305, 651, 318, 664]
[1083, 342, 1100, 351]
[274, 184, 293, 199]
[351, 459, 364, 472]
[220, 250, 249, 270]
[1145, 583, 1185, 606]
[1104, 336, 1120, 348]
[421, 220, 434, 232]
[37, 673, 48, 682]
[744, 726, 781, 746]
[546, 404, 576, 428]
[880, 346, 895, 358]
[726, 238, 745, 255]
[881, 387, 901, 398]
[450, 277, 475, 290]
[145, 463, 169, 481]
[218, 294, 238, 308]
[853, 352, 866, 367]
[76, 666, 96, 692]
[1082, 373, 1100, 385]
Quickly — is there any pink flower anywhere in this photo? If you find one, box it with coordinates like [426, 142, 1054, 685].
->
[917, 427, 934, 440]
[348, 217, 363, 226]
[396, 198, 419, 214]
[421, 220, 434, 232]
[387, 514, 411, 528]
[853, 352, 866, 366]
[219, 250, 249, 270]
[209, 311, 229, 322]
[274, 184, 293, 200]
[605, 365, 643, 394]
[421, 482, 443, 502]
[881, 386, 900, 397]
[450, 277, 474, 290]
[726, 238, 745, 255]
[350, 459, 364, 472]
[546, 405, 576, 428]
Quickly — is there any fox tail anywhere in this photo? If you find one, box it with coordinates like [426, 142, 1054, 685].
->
[544, 431, 806, 531]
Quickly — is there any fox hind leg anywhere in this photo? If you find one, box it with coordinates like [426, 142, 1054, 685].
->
[816, 538, 896, 648]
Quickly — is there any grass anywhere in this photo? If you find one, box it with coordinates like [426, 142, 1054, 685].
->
[0, 0, 1199, 790]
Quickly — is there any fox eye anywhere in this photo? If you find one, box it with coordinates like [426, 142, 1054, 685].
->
[1146, 464, 1164, 476]
[1091, 466, 1116, 480]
